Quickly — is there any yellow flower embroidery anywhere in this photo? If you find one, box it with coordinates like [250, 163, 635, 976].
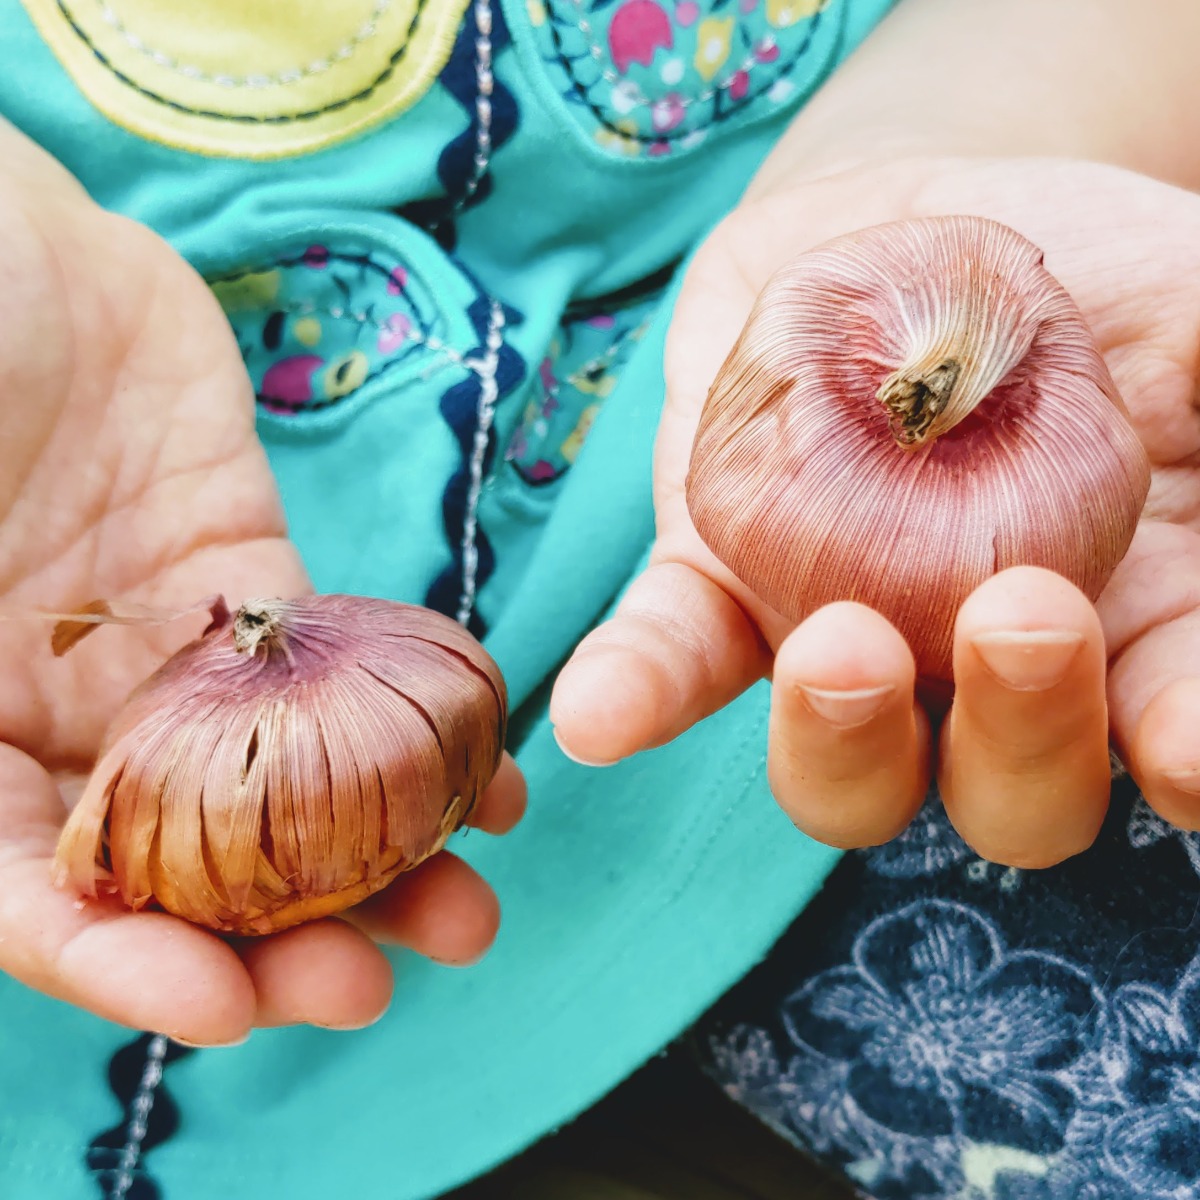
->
[210, 270, 281, 313]
[693, 16, 734, 82]
[293, 317, 323, 348]
[765, 0, 825, 28]
[526, 0, 547, 25]
[18, 0, 471, 159]
[323, 351, 370, 399]
[562, 405, 601, 464]
[594, 120, 641, 156]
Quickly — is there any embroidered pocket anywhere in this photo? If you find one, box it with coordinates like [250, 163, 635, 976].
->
[211, 242, 477, 422]
[507, 0, 845, 161]
[485, 282, 658, 535]
[205, 222, 527, 633]
[19, 0, 471, 158]
[503, 310, 650, 487]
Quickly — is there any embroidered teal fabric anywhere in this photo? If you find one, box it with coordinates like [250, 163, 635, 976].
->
[0, 2, 896, 1197]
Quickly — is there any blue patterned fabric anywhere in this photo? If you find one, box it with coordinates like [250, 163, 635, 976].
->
[696, 773, 1200, 1199]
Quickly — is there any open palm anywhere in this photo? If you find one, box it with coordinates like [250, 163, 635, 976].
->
[0, 147, 521, 1045]
[554, 157, 1200, 865]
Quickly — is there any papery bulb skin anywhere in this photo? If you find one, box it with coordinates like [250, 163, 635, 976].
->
[685, 216, 1151, 687]
[53, 595, 507, 935]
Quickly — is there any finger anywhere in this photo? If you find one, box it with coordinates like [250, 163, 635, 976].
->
[238, 919, 393, 1031]
[0, 745, 255, 1046]
[342, 852, 501, 966]
[1098, 522, 1200, 828]
[768, 603, 929, 848]
[549, 561, 770, 766]
[1128, 677, 1200, 830]
[465, 751, 526, 834]
[941, 567, 1110, 868]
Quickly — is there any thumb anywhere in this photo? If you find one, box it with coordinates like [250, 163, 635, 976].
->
[549, 559, 771, 765]
[550, 219, 772, 766]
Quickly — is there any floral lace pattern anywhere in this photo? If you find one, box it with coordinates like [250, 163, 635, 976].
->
[696, 781, 1200, 1198]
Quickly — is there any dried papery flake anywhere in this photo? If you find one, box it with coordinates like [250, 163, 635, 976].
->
[52, 595, 508, 935]
[685, 215, 1151, 686]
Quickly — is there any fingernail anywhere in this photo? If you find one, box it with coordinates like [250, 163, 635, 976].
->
[971, 630, 1084, 691]
[1160, 767, 1200, 794]
[171, 1031, 250, 1049]
[552, 727, 617, 768]
[796, 684, 894, 729]
[313, 1013, 387, 1032]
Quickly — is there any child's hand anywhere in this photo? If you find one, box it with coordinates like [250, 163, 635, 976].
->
[552, 157, 1200, 867]
[0, 132, 524, 1046]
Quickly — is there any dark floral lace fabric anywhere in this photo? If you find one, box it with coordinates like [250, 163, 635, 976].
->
[696, 777, 1200, 1199]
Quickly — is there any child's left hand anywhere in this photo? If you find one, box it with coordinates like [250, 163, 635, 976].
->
[551, 156, 1200, 868]
[0, 123, 525, 1046]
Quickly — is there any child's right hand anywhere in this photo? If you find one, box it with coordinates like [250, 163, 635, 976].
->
[0, 125, 524, 1046]
[551, 156, 1200, 868]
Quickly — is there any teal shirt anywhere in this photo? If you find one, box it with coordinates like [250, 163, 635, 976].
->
[0, 2, 894, 1196]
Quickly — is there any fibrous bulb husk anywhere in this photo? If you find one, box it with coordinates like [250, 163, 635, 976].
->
[685, 215, 1152, 688]
[53, 595, 507, 935]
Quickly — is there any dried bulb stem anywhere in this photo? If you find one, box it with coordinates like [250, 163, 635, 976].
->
[233, 599, 288, 657]
[870, 219, 1054, 448]
[877, 357, 961, 445]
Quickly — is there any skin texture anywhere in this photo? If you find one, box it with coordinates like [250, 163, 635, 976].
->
[551, 155, 1200, 866]
[0, 130, 525, 1047]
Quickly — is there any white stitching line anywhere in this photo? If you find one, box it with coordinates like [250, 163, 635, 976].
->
[456, 299, 506, 626]
[107, 1034, 168, 1200]
[94, 0, 391, 88]
[453, 0, 495, 210]
[232, 285, 507, 618]
[270, 299, 472, 370]
[567, 0, 778, 111]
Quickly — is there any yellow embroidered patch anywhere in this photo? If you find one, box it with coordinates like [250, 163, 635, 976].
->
[20, 0, 470, 159]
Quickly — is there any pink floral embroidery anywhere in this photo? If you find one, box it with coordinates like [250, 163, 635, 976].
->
[544, 0, 829, 156]
[377, 312, 412, 353]
[261, 355, 324, 409]
[651, 93, 687, 131]
[753, 35, 779, 62]
[608, 0, 674, 73]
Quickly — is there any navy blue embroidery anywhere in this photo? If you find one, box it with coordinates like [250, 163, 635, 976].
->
[399, 0, 520, 248]
[85, 1035, 194, 1200]
[424, 292, 526, 636]
[696, 776, 1200, 1199]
